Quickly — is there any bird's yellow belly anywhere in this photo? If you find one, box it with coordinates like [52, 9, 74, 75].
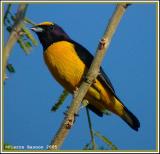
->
[43, 41, 86, 92]
[43, 41, 123, 116]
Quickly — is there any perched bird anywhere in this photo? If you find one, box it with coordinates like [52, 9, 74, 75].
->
[31, 21, 140, 131]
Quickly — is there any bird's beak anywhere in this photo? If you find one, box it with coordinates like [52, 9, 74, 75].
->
[30, 26, 43, 33]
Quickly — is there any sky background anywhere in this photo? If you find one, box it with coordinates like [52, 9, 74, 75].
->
[3, 2, 157, 151]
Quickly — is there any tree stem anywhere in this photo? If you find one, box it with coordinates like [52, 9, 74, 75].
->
[3, 4, 28, 82]
[49, 4, 130, 150]
[86, 108, 96, 150]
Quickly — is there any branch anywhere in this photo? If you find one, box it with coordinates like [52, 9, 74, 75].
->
[2, 4, 28, 82]
[86, 108, 96, 150]
[49, 4, 130, 150]
[4, 4, 12, 25]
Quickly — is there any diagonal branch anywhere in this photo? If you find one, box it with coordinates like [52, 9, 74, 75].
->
[49, 3, 130, 150]
[2, 4, 28, 82]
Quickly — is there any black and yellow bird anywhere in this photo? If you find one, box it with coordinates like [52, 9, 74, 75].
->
[31, 21, 140, 131]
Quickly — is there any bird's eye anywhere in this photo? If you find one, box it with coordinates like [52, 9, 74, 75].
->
[49, 25, 55, 31]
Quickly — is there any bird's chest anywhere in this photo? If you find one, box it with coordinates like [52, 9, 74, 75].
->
[43, 41, 86, 92]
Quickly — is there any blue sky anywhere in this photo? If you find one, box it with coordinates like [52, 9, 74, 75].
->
[3, 3, 157, 151]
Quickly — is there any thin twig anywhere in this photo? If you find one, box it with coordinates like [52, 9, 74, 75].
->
[3, 4, 28, 82]
[86, 108, 96, 150]
[4, 4, 12, 25]
[49, 4, 130, 150]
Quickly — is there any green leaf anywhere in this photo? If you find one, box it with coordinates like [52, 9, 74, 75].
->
[6, 26, 12, 32]
[17, 38, 30, 54]
[24, 17, 36, 26]
[7, 64, 15, 73]
[94, 131, 118, 150]
[6, 18, 12, 25]
[25, 41, 32, 48]
[51, 89, 69, 112]
[10, 13, 15, 21]
[22, 25, 37, 46]
[4, 4, 12, 25]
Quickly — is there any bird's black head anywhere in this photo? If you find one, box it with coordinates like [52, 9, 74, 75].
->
[31, 22, 70, 50]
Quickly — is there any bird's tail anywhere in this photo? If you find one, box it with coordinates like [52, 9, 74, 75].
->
[121, 105, 140, 131]
[108, 98, 140, 131]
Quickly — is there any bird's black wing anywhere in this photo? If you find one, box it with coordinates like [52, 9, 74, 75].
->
[68, 40, 118, 117]
[69, 40, 115, 95]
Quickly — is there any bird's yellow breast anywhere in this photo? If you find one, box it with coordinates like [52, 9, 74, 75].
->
[43, 41, 86, 92]
[43, 41, 123, 116]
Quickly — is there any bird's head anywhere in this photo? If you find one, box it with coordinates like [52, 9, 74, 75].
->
[31, 21, 70, 50]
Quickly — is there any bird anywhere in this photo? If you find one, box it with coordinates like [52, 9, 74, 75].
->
[31, 21, 140, 131]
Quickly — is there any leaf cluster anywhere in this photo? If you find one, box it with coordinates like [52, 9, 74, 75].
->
[4, 4, 37, 55]
[4, 4, 38, 74]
